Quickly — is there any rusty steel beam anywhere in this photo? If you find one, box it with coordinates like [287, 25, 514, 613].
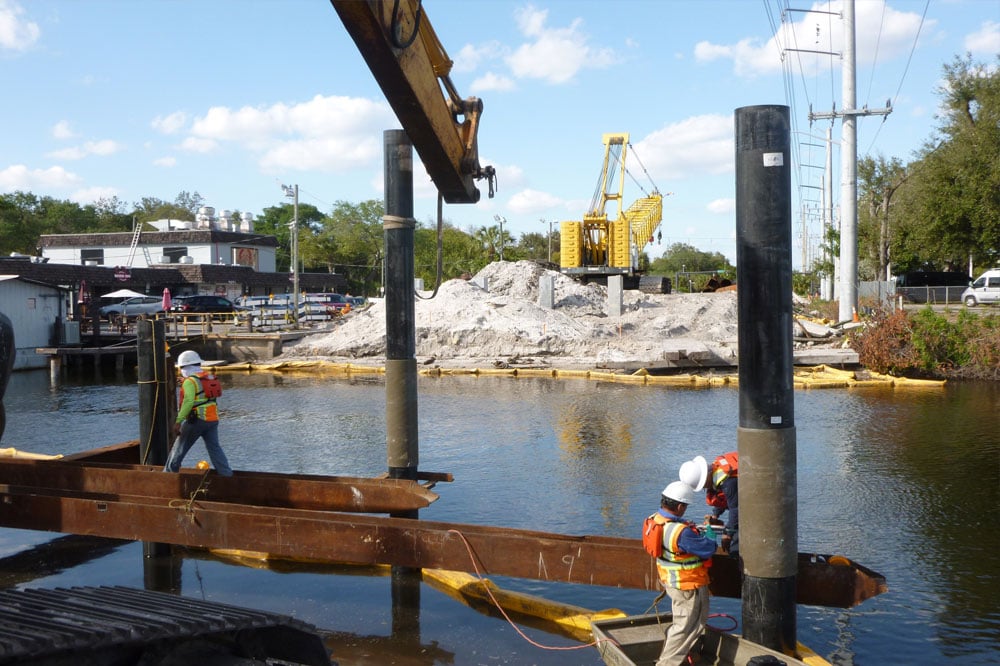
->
[0, 459, 440, 514]
[0, 487, 885, 608]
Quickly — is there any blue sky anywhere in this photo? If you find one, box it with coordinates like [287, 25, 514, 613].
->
[1, 0, 997, 267]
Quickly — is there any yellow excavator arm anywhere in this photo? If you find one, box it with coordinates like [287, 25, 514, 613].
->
[330, 0, 495, 204]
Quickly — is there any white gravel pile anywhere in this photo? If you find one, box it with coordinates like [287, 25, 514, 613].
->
[279, 261, 741, 369]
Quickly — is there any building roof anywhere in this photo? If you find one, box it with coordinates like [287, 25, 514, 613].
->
[39, 230, 278, 248]
[0, 258, 346, 295]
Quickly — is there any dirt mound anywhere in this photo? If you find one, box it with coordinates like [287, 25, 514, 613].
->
[279, 261, 741, 368]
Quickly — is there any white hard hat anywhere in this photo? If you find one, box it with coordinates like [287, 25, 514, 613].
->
[679, 455, 709, 491]
[176, 350, 203, 368]
[662, 480, 696, 505]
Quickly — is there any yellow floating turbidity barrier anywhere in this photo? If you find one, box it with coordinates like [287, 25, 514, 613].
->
[215, 360, 945, 391]
[205, 548, 623, 642]
[0, 447, 63, 460]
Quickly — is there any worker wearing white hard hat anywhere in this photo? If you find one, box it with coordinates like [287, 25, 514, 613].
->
[680, 452, 739, 555]
[650, 480, 717, 666]
[164, 350, 233, 476]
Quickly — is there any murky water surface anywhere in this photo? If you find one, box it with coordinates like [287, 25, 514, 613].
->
[3, 369, 998, 665]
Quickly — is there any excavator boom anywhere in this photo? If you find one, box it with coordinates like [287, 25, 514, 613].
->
[330, 0, 494, 204]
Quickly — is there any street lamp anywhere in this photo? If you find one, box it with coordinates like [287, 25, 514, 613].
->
[281, 183, 299, 328]
[493, 214, 506, 261]
[541, 218, 553, 263]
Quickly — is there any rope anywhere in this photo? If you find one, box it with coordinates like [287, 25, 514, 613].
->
[167, 468, 212, 516]
[445, 528, 619, 652]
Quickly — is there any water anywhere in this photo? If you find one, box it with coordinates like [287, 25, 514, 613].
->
[2, 369, 998, 665]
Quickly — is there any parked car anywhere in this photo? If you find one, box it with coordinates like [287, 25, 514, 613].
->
[99, 296, 165, 320]
[346, 296, 368, 308]
[304, 293, 350, 313]
[962, 269, 1000, 307]
[170, 295, 238, 315]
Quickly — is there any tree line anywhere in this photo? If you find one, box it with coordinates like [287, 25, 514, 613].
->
[0, 185, 732, 296]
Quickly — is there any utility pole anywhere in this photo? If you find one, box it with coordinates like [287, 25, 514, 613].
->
[807, 0, 891, 320]
[541, 218, 553, 263]
[281, 184, 300, 328]
[493, 214, 506, 261]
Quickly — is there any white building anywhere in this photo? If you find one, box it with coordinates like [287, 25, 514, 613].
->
[40, 228, 277, 272]
[0, 276, 67, 370]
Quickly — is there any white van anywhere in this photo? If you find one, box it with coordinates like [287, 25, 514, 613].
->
[962, 269, 1000, 307]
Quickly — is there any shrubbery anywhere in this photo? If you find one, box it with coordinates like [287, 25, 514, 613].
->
[849, 307, 999, 380]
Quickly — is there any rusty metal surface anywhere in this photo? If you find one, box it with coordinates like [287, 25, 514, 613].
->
[0, 485, 884, 607]
[0, 585, 329, 665]
[0, 458, 439, 513]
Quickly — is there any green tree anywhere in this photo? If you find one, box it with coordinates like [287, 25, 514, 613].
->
[857, 155, 907, 280]
[517, 231, 552, 263]
[648, 242, 734, 292]
[305, 199, 384, 294]
[0, 192, 46, 255]
[257, 200, 324, 273]
[414, 222, 486, 287]
[895, 54, 1000, 270]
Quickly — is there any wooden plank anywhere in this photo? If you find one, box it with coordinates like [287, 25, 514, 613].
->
[0, 459, 439, 514]
[0, 487, 884, 608]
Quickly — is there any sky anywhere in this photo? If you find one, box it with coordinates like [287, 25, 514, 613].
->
[1, 0, 997, 268]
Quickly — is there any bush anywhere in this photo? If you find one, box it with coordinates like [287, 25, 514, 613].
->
[850, 307, 1000, 380]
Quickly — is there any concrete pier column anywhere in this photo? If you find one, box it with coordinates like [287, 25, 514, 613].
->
[49, 356, 61, 385]
[607, 275, 623, 317]
[734, 104, 797, 653]
[538, 274, 554, 310]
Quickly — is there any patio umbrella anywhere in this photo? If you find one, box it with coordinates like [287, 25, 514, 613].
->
[161, 288, 172, 311]
[101, 288, 146, 299]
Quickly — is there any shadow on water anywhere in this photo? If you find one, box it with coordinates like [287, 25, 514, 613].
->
[1, 369, 998, 664]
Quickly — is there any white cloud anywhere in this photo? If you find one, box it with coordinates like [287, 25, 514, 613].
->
[180, 137, 218, 153]
[505, 5, 619, 84]
[0, 164, 81, 190]
[181, 94, 396, 173]
[52, 120, 75, 140]
[634, 114, 734, 180]
[152, 111, 188, 135]
[965, 20, 1000, 56]
[471, 71, 516, 92]
[47, 140, 124, 160]
[153, 156, 176, 167]
[694, 1, 936, 78]
[0, 0, 40, 51]
[70, 186, 119, 205]
[707, 198, 735, 214]
[454, 41, 503, 74]
[506, 188, 564, 214]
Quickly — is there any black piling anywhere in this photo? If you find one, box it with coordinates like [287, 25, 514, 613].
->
[383, 129, 419, 487]
[734, 105, 798, 653]
[137, 319, 174, 566]
[137, 319, 171, 468]
[382, 130, 423, 623]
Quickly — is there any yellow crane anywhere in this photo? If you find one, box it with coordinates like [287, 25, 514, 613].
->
[560, 133, 669, 292]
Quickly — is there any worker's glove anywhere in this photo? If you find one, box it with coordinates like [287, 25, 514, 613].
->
[721, 534, 732, 553]
[702, 525, 717, 540]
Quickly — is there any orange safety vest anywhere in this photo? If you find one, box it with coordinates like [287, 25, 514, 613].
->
[181, 372, 220, 422]
[706, 451, 738, 509]
[654, 518, 711, 590]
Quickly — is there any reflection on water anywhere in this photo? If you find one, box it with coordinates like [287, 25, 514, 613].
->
[1, 369, 998, 665]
